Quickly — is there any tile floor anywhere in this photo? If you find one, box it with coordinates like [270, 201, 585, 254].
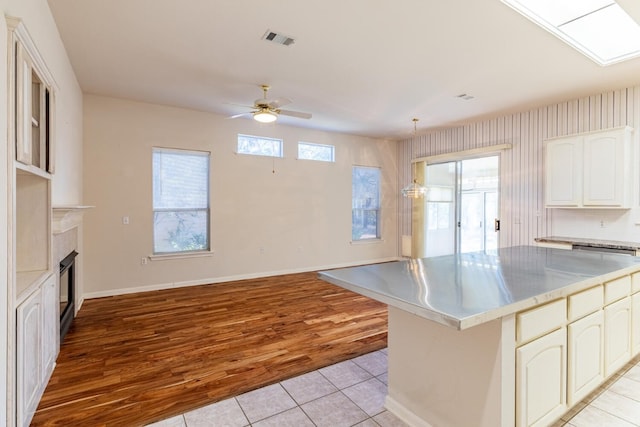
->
[148, 349, 640, 427]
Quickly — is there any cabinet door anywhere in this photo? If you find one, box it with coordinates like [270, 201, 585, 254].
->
[582, 129, 627, 207]
[41, 274, 58, 378]
[604, 297, 631, 377]
[545, 138, 582, 207]
[568, 310, 604, 406]
[16, 288, 42, 427]
[632, 293, 640, 356]
[15, 41, 34, 165]
[516, 327, 567, 427]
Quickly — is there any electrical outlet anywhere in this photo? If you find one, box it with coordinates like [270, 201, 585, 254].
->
[141, 257, 148, 265]
[600, 220, 605, 228]
[122, 216, 130, 225]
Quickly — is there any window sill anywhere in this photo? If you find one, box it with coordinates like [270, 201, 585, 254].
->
[149, 250, 214, 261]
[350, 239, 384, 245]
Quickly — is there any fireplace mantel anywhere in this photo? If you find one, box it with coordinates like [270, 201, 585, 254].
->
[52, 205, 94, 234]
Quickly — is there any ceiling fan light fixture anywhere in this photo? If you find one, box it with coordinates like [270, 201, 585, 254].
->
[253, 109, 277, 123]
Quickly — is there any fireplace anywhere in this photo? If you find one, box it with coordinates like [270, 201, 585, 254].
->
[59, 250, 78, 341]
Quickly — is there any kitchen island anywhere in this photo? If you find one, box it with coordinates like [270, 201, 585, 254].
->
[319, 246, 640, 427]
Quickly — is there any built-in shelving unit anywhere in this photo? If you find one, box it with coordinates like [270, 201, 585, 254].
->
[6, 15, 58, 427]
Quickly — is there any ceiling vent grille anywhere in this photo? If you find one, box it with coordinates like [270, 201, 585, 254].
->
[262, 30, 295, 46]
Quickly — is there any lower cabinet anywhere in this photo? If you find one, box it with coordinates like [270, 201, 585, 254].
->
[567, 310, 604, 405]
[516, 327, 567, 427]
[632, 292, 640, 356]
[16, 286, 42, 427]
[16, 273, 57, 427]
[604, 297, 631, 377]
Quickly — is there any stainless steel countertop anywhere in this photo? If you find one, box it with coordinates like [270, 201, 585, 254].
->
[319, 245, 640, 330]
[535, 236, 640, 251]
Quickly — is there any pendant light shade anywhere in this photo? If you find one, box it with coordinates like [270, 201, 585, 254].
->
[402, 118, 427, 199]
[401, 179, 427, 198]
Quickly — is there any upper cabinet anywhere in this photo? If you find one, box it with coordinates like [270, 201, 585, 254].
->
[8, 17, 55, 175]
[545, 127, 633, 209]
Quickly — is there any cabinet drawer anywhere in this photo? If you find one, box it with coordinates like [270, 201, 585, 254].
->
[517, 299, 566, 345]
[605, 276, 631, 305]
[632, 272, 640, 294]
[568, 286, 603, 322]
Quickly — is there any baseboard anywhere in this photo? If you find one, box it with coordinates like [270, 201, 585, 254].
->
[385, 395, 434, 427]
[82, 256, 401, 299]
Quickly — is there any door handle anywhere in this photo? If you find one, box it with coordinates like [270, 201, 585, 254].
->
[494, 219, 500, 232]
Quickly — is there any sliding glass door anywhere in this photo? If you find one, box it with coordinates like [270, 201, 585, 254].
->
[421, 155, 499, 257]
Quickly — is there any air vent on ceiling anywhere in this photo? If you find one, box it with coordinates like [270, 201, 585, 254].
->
[456, 93, 475, 100]
[262, 29, 295, 46]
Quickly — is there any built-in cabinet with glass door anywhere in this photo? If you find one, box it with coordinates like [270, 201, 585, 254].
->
[6, 16, 58, 427]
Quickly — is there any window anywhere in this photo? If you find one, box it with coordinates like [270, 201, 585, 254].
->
[152, 148, 210, 254]
[237, 134, 283, 157]
[352, 166, 381, 241]
[298, 141, 335, 162]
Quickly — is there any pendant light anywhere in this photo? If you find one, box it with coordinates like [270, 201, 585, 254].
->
[401, 118, 427, 199]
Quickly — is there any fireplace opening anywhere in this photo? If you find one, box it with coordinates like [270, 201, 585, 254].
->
[60, 250, 78, 341]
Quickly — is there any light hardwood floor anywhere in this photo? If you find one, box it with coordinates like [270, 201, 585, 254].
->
[31, 272, 388, 426]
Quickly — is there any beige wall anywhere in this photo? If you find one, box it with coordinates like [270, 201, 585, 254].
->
[83, 95, 398, 297]
[1, 0, 83, 425]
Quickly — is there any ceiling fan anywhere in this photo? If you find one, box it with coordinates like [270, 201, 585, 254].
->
[229, 85, 312, 123]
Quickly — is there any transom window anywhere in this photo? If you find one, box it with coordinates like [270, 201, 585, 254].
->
[237, 134, 283, 158]
[352, 166, 381, 241]
[298, 141, 335, 162]
[152, 148, 210, 254]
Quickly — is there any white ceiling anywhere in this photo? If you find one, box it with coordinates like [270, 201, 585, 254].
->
[46, 0, 640, 139]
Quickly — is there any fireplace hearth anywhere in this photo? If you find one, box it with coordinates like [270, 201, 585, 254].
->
[60, 250, 78, 341]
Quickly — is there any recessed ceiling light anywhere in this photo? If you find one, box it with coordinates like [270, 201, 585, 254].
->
[501, 0, 640, 65]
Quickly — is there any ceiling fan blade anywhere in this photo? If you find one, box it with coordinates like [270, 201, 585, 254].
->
[278, 109, 312, 119]
[227, 112, 253, 119]
[268, 97, 292, 109]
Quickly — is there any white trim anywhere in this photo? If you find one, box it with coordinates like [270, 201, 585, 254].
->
[5, 16, 58, 91]
[82, 257, 401, 299]
[148, 250, 214, 261]
[413, 143, 512, 164]
[384, 395, 434, 427]
[350, 239, 384, 245]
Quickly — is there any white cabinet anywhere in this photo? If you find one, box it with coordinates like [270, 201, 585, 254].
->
[545, 137, 582, 207]
[42, 274, 58, 376]
[545, 126, 633, 208]
[516, 327, 567, 427]
[567, 310, 604, 405]
[604, 297, 631, 377]
[16, 273, 57, 427]
[632, 293, 640, 356]
[16, 287, 42, 427]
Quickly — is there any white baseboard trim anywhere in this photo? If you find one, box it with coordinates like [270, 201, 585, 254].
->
[385, 395, 433, 427]
[82, 256, 401, 300]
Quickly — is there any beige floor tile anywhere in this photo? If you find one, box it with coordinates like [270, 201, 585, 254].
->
[567, 405, 635, 427]
[251, 407, 314, 427]
[183, 398, 248, 427]
[146, 415, 186, 427]
[281, 370, 338, 405]
[319, 360, 373, 389]
[342, 377, 387, 417]
[235, 384, 297, 423]
[352, 350, 388, 376]
[590, 390, 640, 425]
[301, 391, 368, 427]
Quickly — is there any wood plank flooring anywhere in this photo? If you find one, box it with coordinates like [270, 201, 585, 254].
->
[31, 272, 388, 426]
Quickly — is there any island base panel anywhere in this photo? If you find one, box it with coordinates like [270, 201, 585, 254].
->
[386, 307, 515, 427]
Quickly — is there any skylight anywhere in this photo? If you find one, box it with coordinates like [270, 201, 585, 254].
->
[502, 0, 640, 65]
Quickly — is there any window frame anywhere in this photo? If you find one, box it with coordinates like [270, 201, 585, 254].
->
[152, 147, 211, 256]
[351, 165, 382, 242]
[237, 134, 284, 158]
[297, 141, 336, 162]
